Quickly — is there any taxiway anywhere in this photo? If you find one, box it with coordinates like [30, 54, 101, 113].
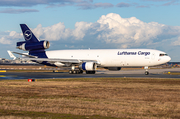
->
[0, 68, 179, 80]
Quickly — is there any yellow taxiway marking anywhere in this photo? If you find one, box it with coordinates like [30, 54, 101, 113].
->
[0, 70, 6, 72]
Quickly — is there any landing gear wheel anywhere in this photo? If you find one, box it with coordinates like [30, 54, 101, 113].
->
[73, 70, 77, 74]
[80, 70, 83, 74]
[92, 71, 95, 74]
[69, 70, 83, 74]
[145, 71, 149, 75]
[69, 70, 73, 74]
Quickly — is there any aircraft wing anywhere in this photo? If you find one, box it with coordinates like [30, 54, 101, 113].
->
[21, 57, 99, 64]
[21, 57, 81, 64]
[9, 51, 99, 65]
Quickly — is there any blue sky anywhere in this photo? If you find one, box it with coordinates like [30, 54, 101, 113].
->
[0, 0, 180, 61]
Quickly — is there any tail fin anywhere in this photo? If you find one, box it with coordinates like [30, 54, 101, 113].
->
[20, 24, 39, 43]
[17, 24, 50, 52]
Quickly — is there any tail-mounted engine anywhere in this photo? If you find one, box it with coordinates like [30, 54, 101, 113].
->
[17, 40, 50, 51]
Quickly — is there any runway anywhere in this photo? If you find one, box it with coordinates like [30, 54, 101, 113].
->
[0, 68, 179, 80]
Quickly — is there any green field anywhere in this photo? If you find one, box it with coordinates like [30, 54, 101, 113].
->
[0, 78, 180, 119]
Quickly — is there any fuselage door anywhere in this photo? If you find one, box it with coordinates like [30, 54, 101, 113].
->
[151, 52, 155, 60]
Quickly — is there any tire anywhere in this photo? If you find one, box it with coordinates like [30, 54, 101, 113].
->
[73, 70, 77, 74]
[80, 70, 83, 74]
[69, 70, 73, 74]
[145, 71, 149, 75]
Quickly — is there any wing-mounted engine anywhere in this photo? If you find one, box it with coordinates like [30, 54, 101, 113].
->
[17, 40, 50, 51]
[80, 62, 97, 71]
[69, 62, 97, 74]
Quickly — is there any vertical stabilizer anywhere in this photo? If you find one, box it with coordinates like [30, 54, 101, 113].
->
[17, 24, 49, 59]
[20, 24, 39, 43]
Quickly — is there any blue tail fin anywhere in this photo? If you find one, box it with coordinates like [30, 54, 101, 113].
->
[20, 24, 39, 43]
[17, 24, 50, 53]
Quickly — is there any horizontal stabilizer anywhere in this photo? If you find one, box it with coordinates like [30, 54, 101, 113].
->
[7, 50, 16, 60]
[11, 51, 37, 58]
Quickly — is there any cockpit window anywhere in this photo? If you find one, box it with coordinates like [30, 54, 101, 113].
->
[159, 54, 168, 56]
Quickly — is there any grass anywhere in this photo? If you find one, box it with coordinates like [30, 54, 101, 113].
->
[0, 78, 180, 119]
[0, 109, 119, 119]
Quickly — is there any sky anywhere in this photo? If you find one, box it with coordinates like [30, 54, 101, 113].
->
[0, 0, 180, 61]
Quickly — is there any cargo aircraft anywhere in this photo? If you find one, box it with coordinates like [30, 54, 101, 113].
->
[9, 24, 171, 75]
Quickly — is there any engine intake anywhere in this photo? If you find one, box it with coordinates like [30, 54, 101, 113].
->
[17, 40, 50, 51]
[80, 62, 97, 71]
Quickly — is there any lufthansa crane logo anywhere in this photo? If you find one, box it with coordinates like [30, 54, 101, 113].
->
[24, 30, 32, 40]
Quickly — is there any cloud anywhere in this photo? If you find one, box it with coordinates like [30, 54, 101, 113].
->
[0, 0, 108, 8]
[116, 2, 131, 7]
[0, 0, 78, 7]
[2, 13, 180, 50]
[28, 13, 180, 49]
[0, 0, 179, 9]
[142, 0, 180, 6]
[172, 37, 180, 46]
[94, 3, 114, 9]
[0, 31, 21, 44]
[73, 22, 93, 39]
[76, 2, 114, 9]
[0, 8, 39, 14]
[34, 23, 72, 41]
[0, 0, 43, 7]
[0, 0, 114, 10]
[162, 0, 178, 6]
[136, 5, 150, 8]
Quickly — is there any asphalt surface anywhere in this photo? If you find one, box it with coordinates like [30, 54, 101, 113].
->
[0, 68, 179, 80]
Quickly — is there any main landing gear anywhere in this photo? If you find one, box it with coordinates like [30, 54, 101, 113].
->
[69, 70, 83, 74]
[69, 66, 83, 74]
[69, 70, 96, 74]
[144, 66, 149, 75]
[69, 66, 96, 74]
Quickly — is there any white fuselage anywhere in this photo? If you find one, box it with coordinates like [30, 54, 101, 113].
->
[45, 49, 171, 67]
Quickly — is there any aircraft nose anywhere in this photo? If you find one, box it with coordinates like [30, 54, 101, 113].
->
[167, 56, 171, 62]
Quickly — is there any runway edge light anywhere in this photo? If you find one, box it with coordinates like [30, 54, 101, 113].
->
[28, 79, 36, 82]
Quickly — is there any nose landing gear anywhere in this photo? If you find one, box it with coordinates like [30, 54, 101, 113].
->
[144, 66, 149, 75]
[145, 71, 149, 75]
